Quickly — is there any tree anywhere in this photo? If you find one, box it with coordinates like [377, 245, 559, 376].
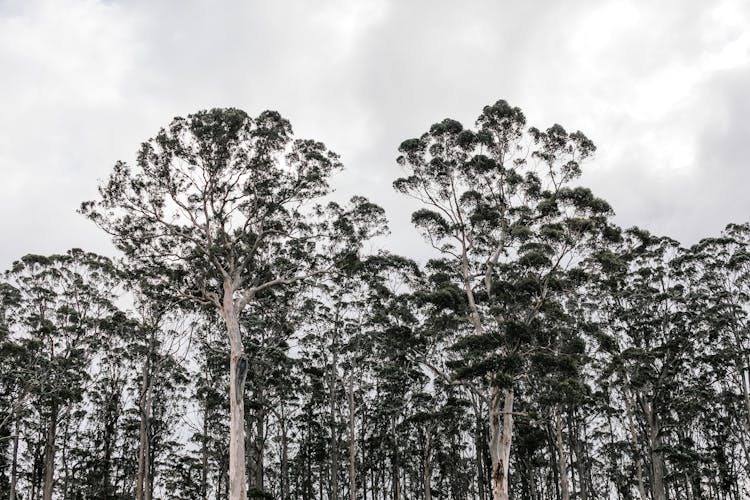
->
[81, 108, 386, 499]
[394, 100, 611, 500]
[3, 249, 119, 500]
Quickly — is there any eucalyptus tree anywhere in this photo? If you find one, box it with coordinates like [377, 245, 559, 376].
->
[82, 107, 386, 499]
[192, 315, 231, 500]
[394, 99, 612, 499]
[0, 282, 23, 499]
[586, 229, 695, 500]
[688, 223, 750, 459]
[240, 286, 307, 498]
[3, 249, 119, 500]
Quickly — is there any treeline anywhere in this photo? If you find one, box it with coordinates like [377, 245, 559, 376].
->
[1, 101, 749, 500]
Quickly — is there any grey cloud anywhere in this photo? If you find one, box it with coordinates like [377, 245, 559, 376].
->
[1, 0, 748, 270]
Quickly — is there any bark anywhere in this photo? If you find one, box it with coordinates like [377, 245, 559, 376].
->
[223, 282, 249, 500]
[9, 407, 19, 500]
[423, 428, 432, 500]
[201, 401, 209, 500]
[42, 401, 59, 500]
[650, 427, 666, 500]
[255, 394, 265, 490]
[330, 324, 339, 500]
[474, 413, 486, 500]
[554, 410, 571, 500]
[573, 415, 589, 500]
[625, 393, 648, 500]
[246, 375, 265, 492]
[280, 405, 289, 500]
[489, 388, 514, 500]
[137, 330, 154, 500]
[391, 416, 401, 500]
[60, 417, 70, 500]
[641, 396, 665, 500]
[348, 378, 356, 500]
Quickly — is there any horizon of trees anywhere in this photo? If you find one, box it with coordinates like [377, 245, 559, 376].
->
[2, 100, 750, 500]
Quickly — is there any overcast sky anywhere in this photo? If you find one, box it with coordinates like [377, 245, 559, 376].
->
[1, 0, 749, 270]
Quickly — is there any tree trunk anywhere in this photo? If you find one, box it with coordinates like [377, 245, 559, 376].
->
[526, 457, 538, 500]
[280, 405, 289, 500]
[650, 426, 666, 500]
[423, 428, 432, 500]
[137, 340, 152, 500]
[641, 396, 665, 500]
[201, 399, 209, 500]
[626, 393, 648, 500]
[554, 410, 570, 500]
[9, 407, 19, 500]
[392, 417, 400, 500]
[246, 373, 265, 493]
[489, 388, 514, 500]
[42, 401, 59, 500]
[255, 390, 265, 491]
[223, 284, 248, 500]
[330, 325, 339, 500]
[348, 378, 356, 500]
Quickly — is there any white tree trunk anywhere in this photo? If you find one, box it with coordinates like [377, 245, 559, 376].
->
[489, 388, 513, 500]
[223, 285, 248, 500]
[554, 410, 570, 500]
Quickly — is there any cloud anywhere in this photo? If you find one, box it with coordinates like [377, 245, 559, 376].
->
[0, 0, 748, 270]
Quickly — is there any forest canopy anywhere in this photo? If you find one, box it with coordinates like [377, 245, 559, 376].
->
[1, 100, 749, 500]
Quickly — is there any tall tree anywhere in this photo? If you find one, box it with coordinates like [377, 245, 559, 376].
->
[394, 100, 611, 500]
[81, 108, 386, 499]
[3, 249, 119, 500]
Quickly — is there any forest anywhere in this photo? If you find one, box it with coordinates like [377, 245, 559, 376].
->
[1, 100, 749, 500]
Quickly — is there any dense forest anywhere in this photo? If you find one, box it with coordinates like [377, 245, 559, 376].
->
[1, 100, 749, 500]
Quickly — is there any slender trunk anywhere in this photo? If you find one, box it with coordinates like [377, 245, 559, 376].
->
[223, 284, 248, 500]
[554, 410, 570, 500]
[348, 378, 356, 500]
[280, 405, 289, 500]
[330, 325, 339, 500]
[473, 400, 487, 500]
[61, 416, 70, 500]
[255, 388, 265, 491]
[137, 330, 154, 500]
[247, 374, 265, 492]
[391, 416, 400, 500]
[625, 393, 647, 500]
[423, 428, 432, 500]
[573, 414, 589, 500]
[9, 407, 20, 500]
[202, 403, 209, 500]
[489, 388, 513, 500]
[641, 397, 665, 500]
[650, 425, 666, 500]
[42, 401, 59, 500]
[527, 457, 538, 500]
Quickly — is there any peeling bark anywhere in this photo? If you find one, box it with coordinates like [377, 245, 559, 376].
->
[489, 388, 513, 500]
[223, 282, 248, 500]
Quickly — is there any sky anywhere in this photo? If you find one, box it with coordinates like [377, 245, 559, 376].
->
[1, 0, 749, 270]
